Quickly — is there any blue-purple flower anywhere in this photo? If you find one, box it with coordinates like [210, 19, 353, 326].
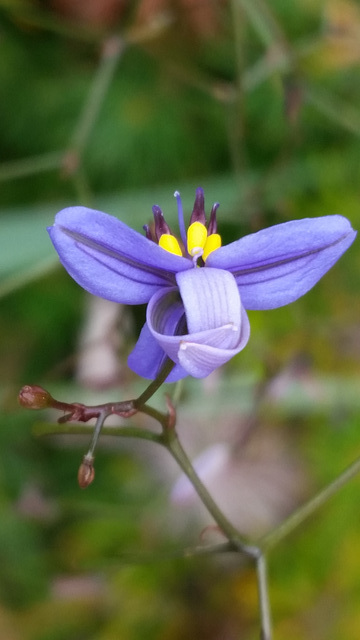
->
[48, 188, 356, 382]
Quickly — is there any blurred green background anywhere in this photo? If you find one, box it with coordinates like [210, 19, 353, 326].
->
[1, 0, 360, 638]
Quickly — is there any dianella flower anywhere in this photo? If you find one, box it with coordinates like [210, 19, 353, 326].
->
[48, 188, 356, 382]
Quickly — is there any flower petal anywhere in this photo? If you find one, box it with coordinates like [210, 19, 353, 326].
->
[147, 268, 250, 378]
[176, 333, 249, 378]
[207, 215, 356, 309]
[48, 206, 192, 304]
[128, 321, 188, 382]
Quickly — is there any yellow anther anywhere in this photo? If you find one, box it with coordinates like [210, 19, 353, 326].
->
[159, 233, 183, 256]
[202, 233, 222, 262]
[187, 221, 208, 257]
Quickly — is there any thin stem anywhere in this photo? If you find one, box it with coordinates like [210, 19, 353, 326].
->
[261, 453, 360, 552]
[238, 0, 286, 48]
[256, 553, 272, 640]
[0, 256, 58, 298]
[33, 421, 163, 445]
[163, 429, 259, 558]
[242, 48, 291, 92]
[134, 359, 175, 409]
[171, 378, 184, 408]
[87, 411, 107, 457]
[10, 6, 102, 43]
[139, 403, 168, 425]
[106, 541, 235, 566]
[12, 5, 172, 45]
[71, 166, 94, 207]
[229, 0, 247, 177]
[0, 151, 64, 182]
[70, 36, 125, 159]
[26, 362, 173, 432]
[305, 86, 360, 138]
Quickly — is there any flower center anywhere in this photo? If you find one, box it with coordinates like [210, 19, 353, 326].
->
[158, 233, 182, 256]
[187, 221, 221, 262]
[145, 189, 222, 263]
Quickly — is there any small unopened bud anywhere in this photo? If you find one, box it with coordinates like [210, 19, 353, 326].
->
[18, 385, 54, 409]
[78, 455, 95, 489]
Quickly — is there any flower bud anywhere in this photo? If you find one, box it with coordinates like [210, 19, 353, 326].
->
[78, 456, 95, 489]
[18, 385, 54, 409]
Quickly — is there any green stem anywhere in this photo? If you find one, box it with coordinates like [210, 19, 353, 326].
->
[163, 429, 259, 558]
[139, 403, 168, 425]
[33, 421, 162, 445]
[305, 86, 360, 138]
[0, 256, 58, 299]
[72, 166, 94, 207]
[238, 0, 286, 48]
[256, 553, 272, 640]
[70, 36, 125, 159]
[229, 0, 247, 177]
[87, 411, 107, 456]
[10, 6, 102, 43]
[134, 359, 175, 409]
[106, 541, 235, 567]
[261, 454, 360, 552]
[0, 151, 64, 182]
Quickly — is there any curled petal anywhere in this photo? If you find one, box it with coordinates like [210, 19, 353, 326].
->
[127, 314, 188, 382]
[176, 336, 248, 378]
[48, 207, 191, 304]
[147, 268, 250, 378]
[207, 215, 356, 309]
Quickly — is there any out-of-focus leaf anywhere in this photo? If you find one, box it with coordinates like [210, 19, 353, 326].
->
[0, 207, 59, 298]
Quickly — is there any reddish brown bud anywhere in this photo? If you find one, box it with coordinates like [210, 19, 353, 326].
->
[18, 385, 54, 410]
[78, 455, 95, 489]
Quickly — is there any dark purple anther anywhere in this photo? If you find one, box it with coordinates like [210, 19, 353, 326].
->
[189, 187, 206, 226]
[143, 224, 154, 242]
[152, 205, 172, 241]
[207, 203, 220, 235]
